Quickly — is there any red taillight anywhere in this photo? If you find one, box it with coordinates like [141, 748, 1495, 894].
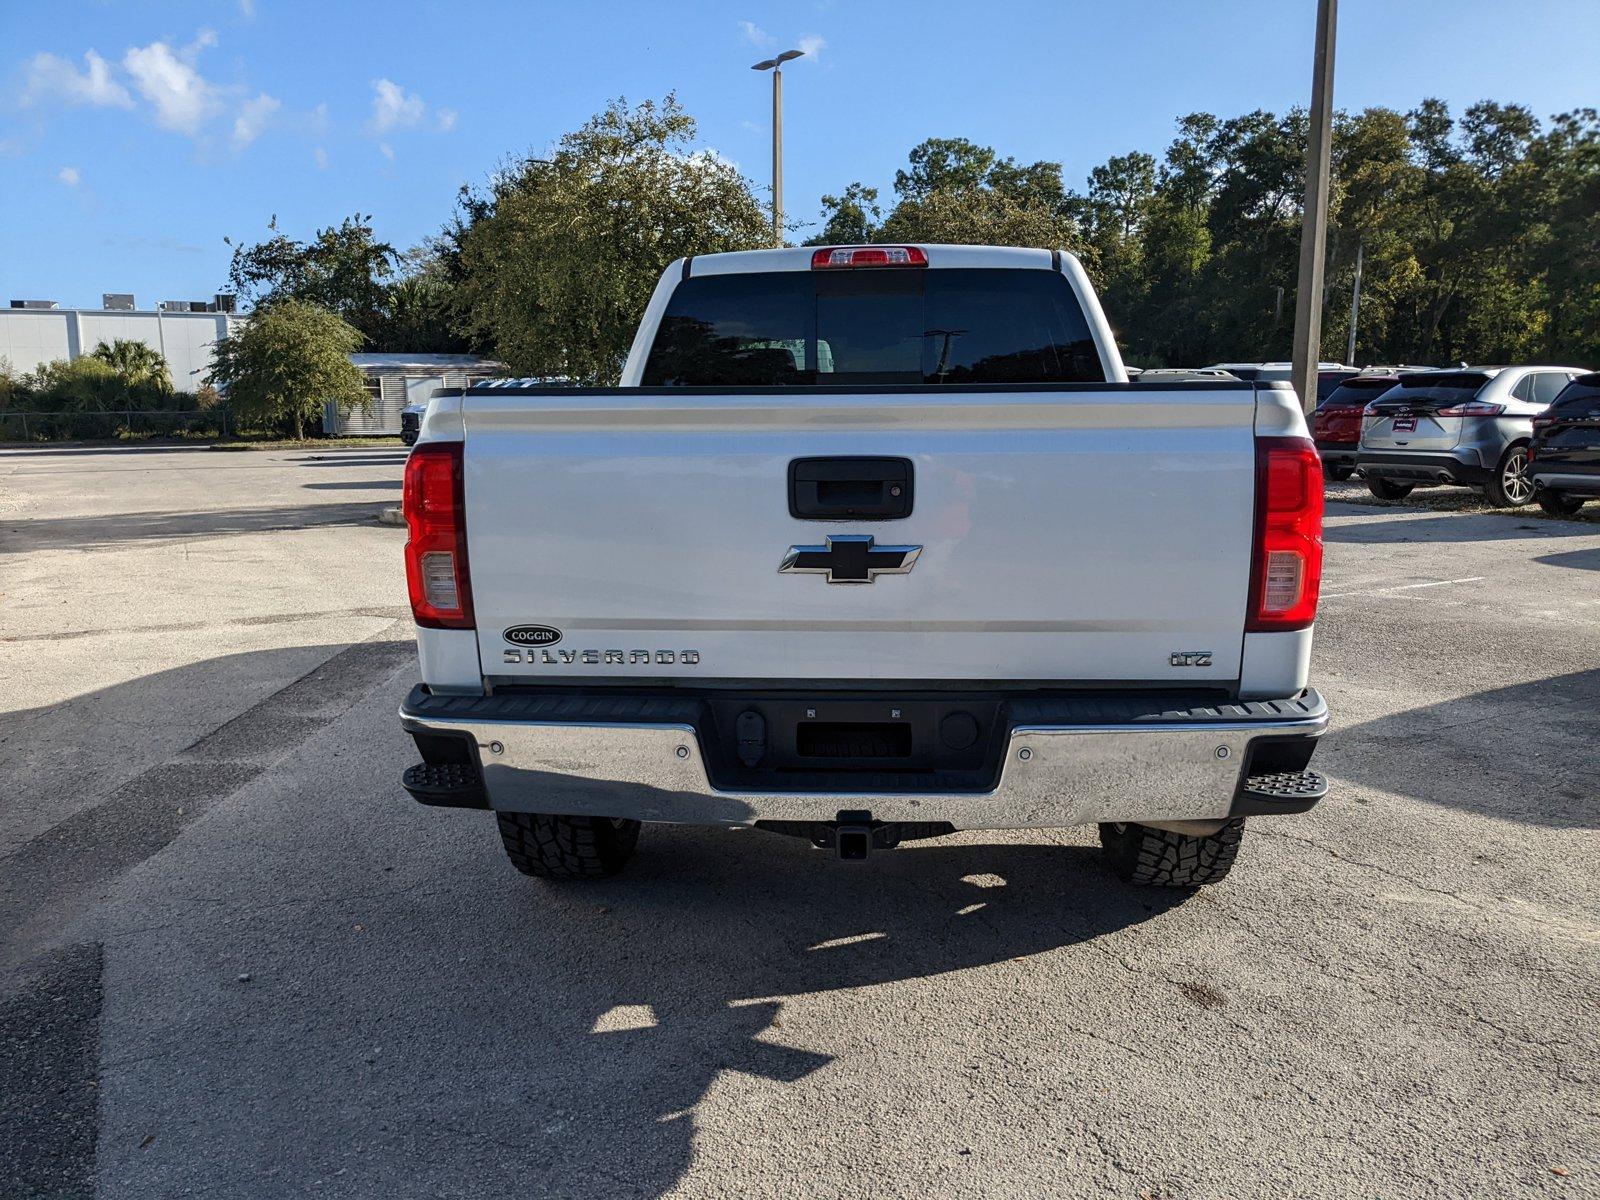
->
[810, 245, 928, 269]
[1436, 401, 1505, 417]
[1247, 437, 1323, 632]
[403, 442, 474, 629]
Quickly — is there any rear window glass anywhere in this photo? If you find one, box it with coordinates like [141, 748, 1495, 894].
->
[1320, 378, 1395, 408]
[1382, 373, 1491, 406]
[642, 268, 1104, 386]
[1550, 375, 1600, 413]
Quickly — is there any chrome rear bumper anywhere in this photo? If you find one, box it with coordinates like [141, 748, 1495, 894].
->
[401, 688, 1329, 829]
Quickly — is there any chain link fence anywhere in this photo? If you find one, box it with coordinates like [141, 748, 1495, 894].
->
[0, 409, 245, 442]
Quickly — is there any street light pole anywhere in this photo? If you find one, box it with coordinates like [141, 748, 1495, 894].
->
[1291, 0, 1338, 414]
[752, 48, 804, 246]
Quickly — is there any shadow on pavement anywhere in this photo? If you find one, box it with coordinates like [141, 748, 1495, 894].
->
[299, 479, 401, 491]
[176, 831, 1185, 1199]
[0, 502, 394, 552]
[1533, 547, 1600, 571]
[1323, 512, 1594, 545]
[291, 454, 411, 467]
[1325, 667, 1599, 828]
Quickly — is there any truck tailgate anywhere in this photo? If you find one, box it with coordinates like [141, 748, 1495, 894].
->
[462, 387, 1259, 684]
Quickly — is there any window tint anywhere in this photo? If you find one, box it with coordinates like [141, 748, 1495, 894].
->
[1531, 372, 1572, 405]
[641, 273, 813, 386]
[1509, 374, 1536, 402]
[1550, 375, 1600, 413]
[1386, 372, 1490, 407]
[1321, 378, 1395, 408]
[919, 270, 1101, 384]
[642, 267, 1103, 387]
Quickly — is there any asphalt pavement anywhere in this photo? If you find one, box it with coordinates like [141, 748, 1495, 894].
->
[1, 449, 1596, 1199]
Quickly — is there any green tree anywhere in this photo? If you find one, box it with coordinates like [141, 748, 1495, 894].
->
[89, 339, 173, 396]
[224, 214, 398, 342]
[872, 137, 1087, 252]
[808, 182, 881, 245]
[207, 299, 367, 439]
[453, 94, 770, 383]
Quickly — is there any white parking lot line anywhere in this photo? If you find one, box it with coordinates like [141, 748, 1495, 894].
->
[1322, 576, 1486, 599]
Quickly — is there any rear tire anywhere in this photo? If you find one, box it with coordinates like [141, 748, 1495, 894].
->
[1097, 819, 1244, 887]
[1485, 444, 1535, 507]
[1365, 476, 1415, 501]
[496, 813, 641, 880]
[1324, 464, 1355, 482]
[1536, 490, 1586, 517]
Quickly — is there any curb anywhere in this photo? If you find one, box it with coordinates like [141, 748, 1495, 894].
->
[377, 506, 405, 527]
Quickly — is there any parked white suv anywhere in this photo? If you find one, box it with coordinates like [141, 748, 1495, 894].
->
[1357, 366, 1586, 506]
[396, 245, 1329, 890]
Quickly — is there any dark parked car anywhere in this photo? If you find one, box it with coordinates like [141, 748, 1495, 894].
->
[1529, 372, 1600, 516]
[400, 402, 426, 447]
[1313, 373, 1399, 481]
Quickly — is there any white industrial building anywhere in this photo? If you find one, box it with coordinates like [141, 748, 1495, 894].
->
[1, 298, 503, 437]
[0, 302, 243, 393]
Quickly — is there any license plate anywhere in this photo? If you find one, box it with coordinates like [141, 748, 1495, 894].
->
[1392, 417, 1417, 432]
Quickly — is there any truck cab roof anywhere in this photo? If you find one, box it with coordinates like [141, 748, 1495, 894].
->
[682, 244, 1069, 276]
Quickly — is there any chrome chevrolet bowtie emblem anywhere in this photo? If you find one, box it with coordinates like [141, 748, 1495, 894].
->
[778, 534, 922, 584]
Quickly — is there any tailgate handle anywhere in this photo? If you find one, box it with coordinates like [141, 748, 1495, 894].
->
[789, 457, 913, 520]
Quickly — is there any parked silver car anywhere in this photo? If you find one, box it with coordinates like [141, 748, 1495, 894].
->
[1356, 366, 1587, 506]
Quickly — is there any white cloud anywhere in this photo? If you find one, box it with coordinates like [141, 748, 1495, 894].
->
[378, 141, 395, 162]
[20, 31, 296, 154]
[366, 78, 425, 135]
[123, 39, 222, 135]
[21, 49, 133, 108]
[58, 165, 81, 187]
[314, 146, 328, 169]
[435, 107, 457, 133]
[238, 0, 257, 17]
[740, 20, 775, 48]
[797, 33, 826, 60]
[232, 91, 280, 146]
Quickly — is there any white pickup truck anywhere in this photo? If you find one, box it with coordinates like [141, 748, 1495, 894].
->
[398, 244, 1328, 889]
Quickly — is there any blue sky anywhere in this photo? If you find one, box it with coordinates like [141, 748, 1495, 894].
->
[3, 0, 1598, 309]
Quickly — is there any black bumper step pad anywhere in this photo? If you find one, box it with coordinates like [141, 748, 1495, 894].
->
[402, 761, 489, 810]
[1233, 769, 1328, 816]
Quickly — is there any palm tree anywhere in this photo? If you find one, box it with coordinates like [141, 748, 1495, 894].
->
[89, 339, 173, 396]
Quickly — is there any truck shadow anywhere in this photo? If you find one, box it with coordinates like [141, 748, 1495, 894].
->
[362, 830, 1184, 1197]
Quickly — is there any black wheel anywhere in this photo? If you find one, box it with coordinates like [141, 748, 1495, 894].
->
[1365, 476, 1415, 501]
[1097, 819, 1244, 887]
[401, 431, 418, 447]
[496, 813, 641, 880]
[1485, 443, 1535, 507]
[1536, 490, 1586, 517]
[1323, 463, 1355, 482]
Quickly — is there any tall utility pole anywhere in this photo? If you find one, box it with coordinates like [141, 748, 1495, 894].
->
[1345, 235, 1364, 365]
[1291, 0, 1338, 414]
[752, 48, 805, 246]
